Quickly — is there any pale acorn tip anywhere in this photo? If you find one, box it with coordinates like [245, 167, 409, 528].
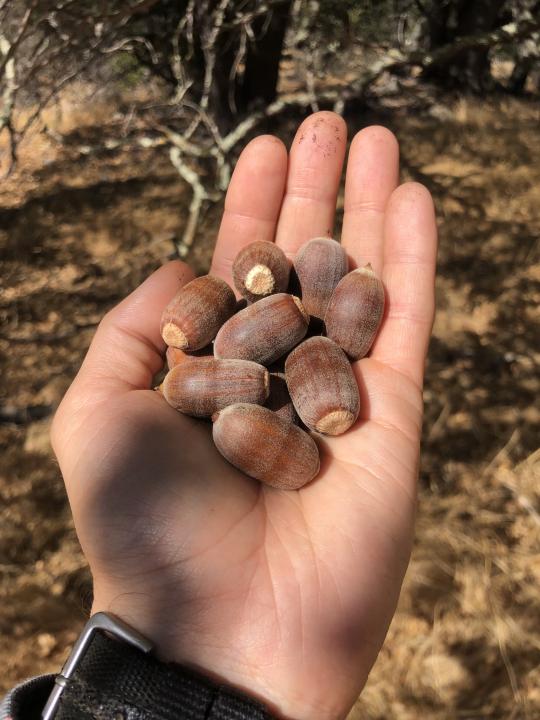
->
[162, 322, 188, 349]
[315, 410, 355, 436]
[292, 295, 309, 324]
[354, 263, 376, 277]
[244, 264, 275, 295]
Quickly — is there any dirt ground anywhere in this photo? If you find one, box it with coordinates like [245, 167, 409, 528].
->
[1, 88, 539, 719]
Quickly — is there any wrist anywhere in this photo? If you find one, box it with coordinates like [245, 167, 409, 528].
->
[47, 611, 275, 720]
[89, 597, 283, 716]
[90, 595, 354, 720]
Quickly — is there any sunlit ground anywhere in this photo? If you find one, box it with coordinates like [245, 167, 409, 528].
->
[1, 86, 539, 718]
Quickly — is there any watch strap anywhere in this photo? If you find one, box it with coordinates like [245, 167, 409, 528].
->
[47, 615, 273, 720]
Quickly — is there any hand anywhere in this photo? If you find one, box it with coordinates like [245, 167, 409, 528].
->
[52, 112, 437, 720]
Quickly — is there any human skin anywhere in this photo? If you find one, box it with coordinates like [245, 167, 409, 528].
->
[51, 112, 437, 720]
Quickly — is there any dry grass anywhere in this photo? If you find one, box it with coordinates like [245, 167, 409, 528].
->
[1, 90, 539, 718]
[353, 448, 540, 719]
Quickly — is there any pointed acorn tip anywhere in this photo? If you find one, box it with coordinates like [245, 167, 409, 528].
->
[353, 263, 376, 277]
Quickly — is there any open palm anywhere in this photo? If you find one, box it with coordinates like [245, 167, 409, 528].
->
[52, 112, 437, 720]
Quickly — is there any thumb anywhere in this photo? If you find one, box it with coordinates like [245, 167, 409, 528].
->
[51, 261, 194, 445]
[81, 260, 194, 391]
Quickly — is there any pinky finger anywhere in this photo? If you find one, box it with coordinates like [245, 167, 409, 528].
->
[370, 182, 438, 389]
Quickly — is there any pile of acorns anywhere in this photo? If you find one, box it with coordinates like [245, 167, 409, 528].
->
[159, 238, 384, 490]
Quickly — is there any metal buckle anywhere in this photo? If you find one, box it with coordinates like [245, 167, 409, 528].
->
[41, 611, 153, 720]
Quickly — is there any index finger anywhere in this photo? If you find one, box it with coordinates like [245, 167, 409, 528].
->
[51, 260, 194, 461]
[210, 135, 287, 289]
[68, 261, 194, 394]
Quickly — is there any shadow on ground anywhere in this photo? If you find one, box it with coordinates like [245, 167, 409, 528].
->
[1, 93, 539, 718]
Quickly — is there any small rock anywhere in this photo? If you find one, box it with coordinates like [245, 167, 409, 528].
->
[24, 419, 52, 455]
[37, 632, 57, 657]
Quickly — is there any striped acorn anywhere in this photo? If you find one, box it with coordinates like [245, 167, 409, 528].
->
[214, 293, 309, 366]
[162, 358, 269, 418]
[285, 336, 359, 436]
[212, 403, 320, 490]
[160, 275, 236, 351]
[233, 240, 290, 303]
[293, 238, 348, 321]
[166, 346, 191, 370]
[165, 346, 213, 370]
[324, 264, 385, 360]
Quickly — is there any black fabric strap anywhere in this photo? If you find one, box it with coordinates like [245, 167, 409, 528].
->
[54, 631, 274, 720]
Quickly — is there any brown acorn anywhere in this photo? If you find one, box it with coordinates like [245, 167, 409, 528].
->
[265, 372, 298, 424]
[162, 358, 269, 417]
[160, 275, 236, 351]
[166, 346, 190, 369]
[212, 403, 320, 490]
[233, 241, 290, 303]
[165, 345, 213, 370]
[293, 238, 348, 321]
[324, 265, 385, 360]
[285, 336, 359, 436]
[214, 293, 309, 365]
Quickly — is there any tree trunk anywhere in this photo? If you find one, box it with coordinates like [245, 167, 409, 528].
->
[201, 1, 292, 131]
[509, 56, 534, 93]
[425, 1, 452, 49]
[423, 0, 506, 91]
[132, 1, 292, 132]
[235, 1, 292, 114]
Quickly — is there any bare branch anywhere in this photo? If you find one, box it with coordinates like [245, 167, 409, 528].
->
[3, 0, 538, 253]
[417, 18, 540, 71]
[200, 0, 231, 111]
[0, 33, 18, 176]
[169, 146, 220, 256]
[0, 2, 35, 78]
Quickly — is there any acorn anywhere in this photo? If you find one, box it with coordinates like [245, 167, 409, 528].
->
[166, 345, 213, 370]
[166, 346, 190, 369]
[214, 293, 309, 366]
[293, 238, 348, 321]
[324, 265, 385, 360]
[285, 336, 359, 436]
[233, 241, 290, 303]
[162, 358, 269, 418]
[212, 403, 320, 490]
[265, 371, 297, 424]
[160, 275, 236, 351]
[166, 346, 211, 370]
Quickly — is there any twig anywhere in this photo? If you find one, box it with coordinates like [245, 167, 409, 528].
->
[0, 404, 53, 425]
[0, 2, 35, 78]
[0, 33, 18, 175]
[200, 0, 231, 112]
[502, 479, 540, 527]
[482, 427, 520, 478]
[169, 146, 220, 256]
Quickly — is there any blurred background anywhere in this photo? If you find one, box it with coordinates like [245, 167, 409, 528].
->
[1, 1, 539, 717]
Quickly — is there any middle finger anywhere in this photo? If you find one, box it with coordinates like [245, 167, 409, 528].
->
[341, 126, 399, 275]
[275, 111, 347, 257]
